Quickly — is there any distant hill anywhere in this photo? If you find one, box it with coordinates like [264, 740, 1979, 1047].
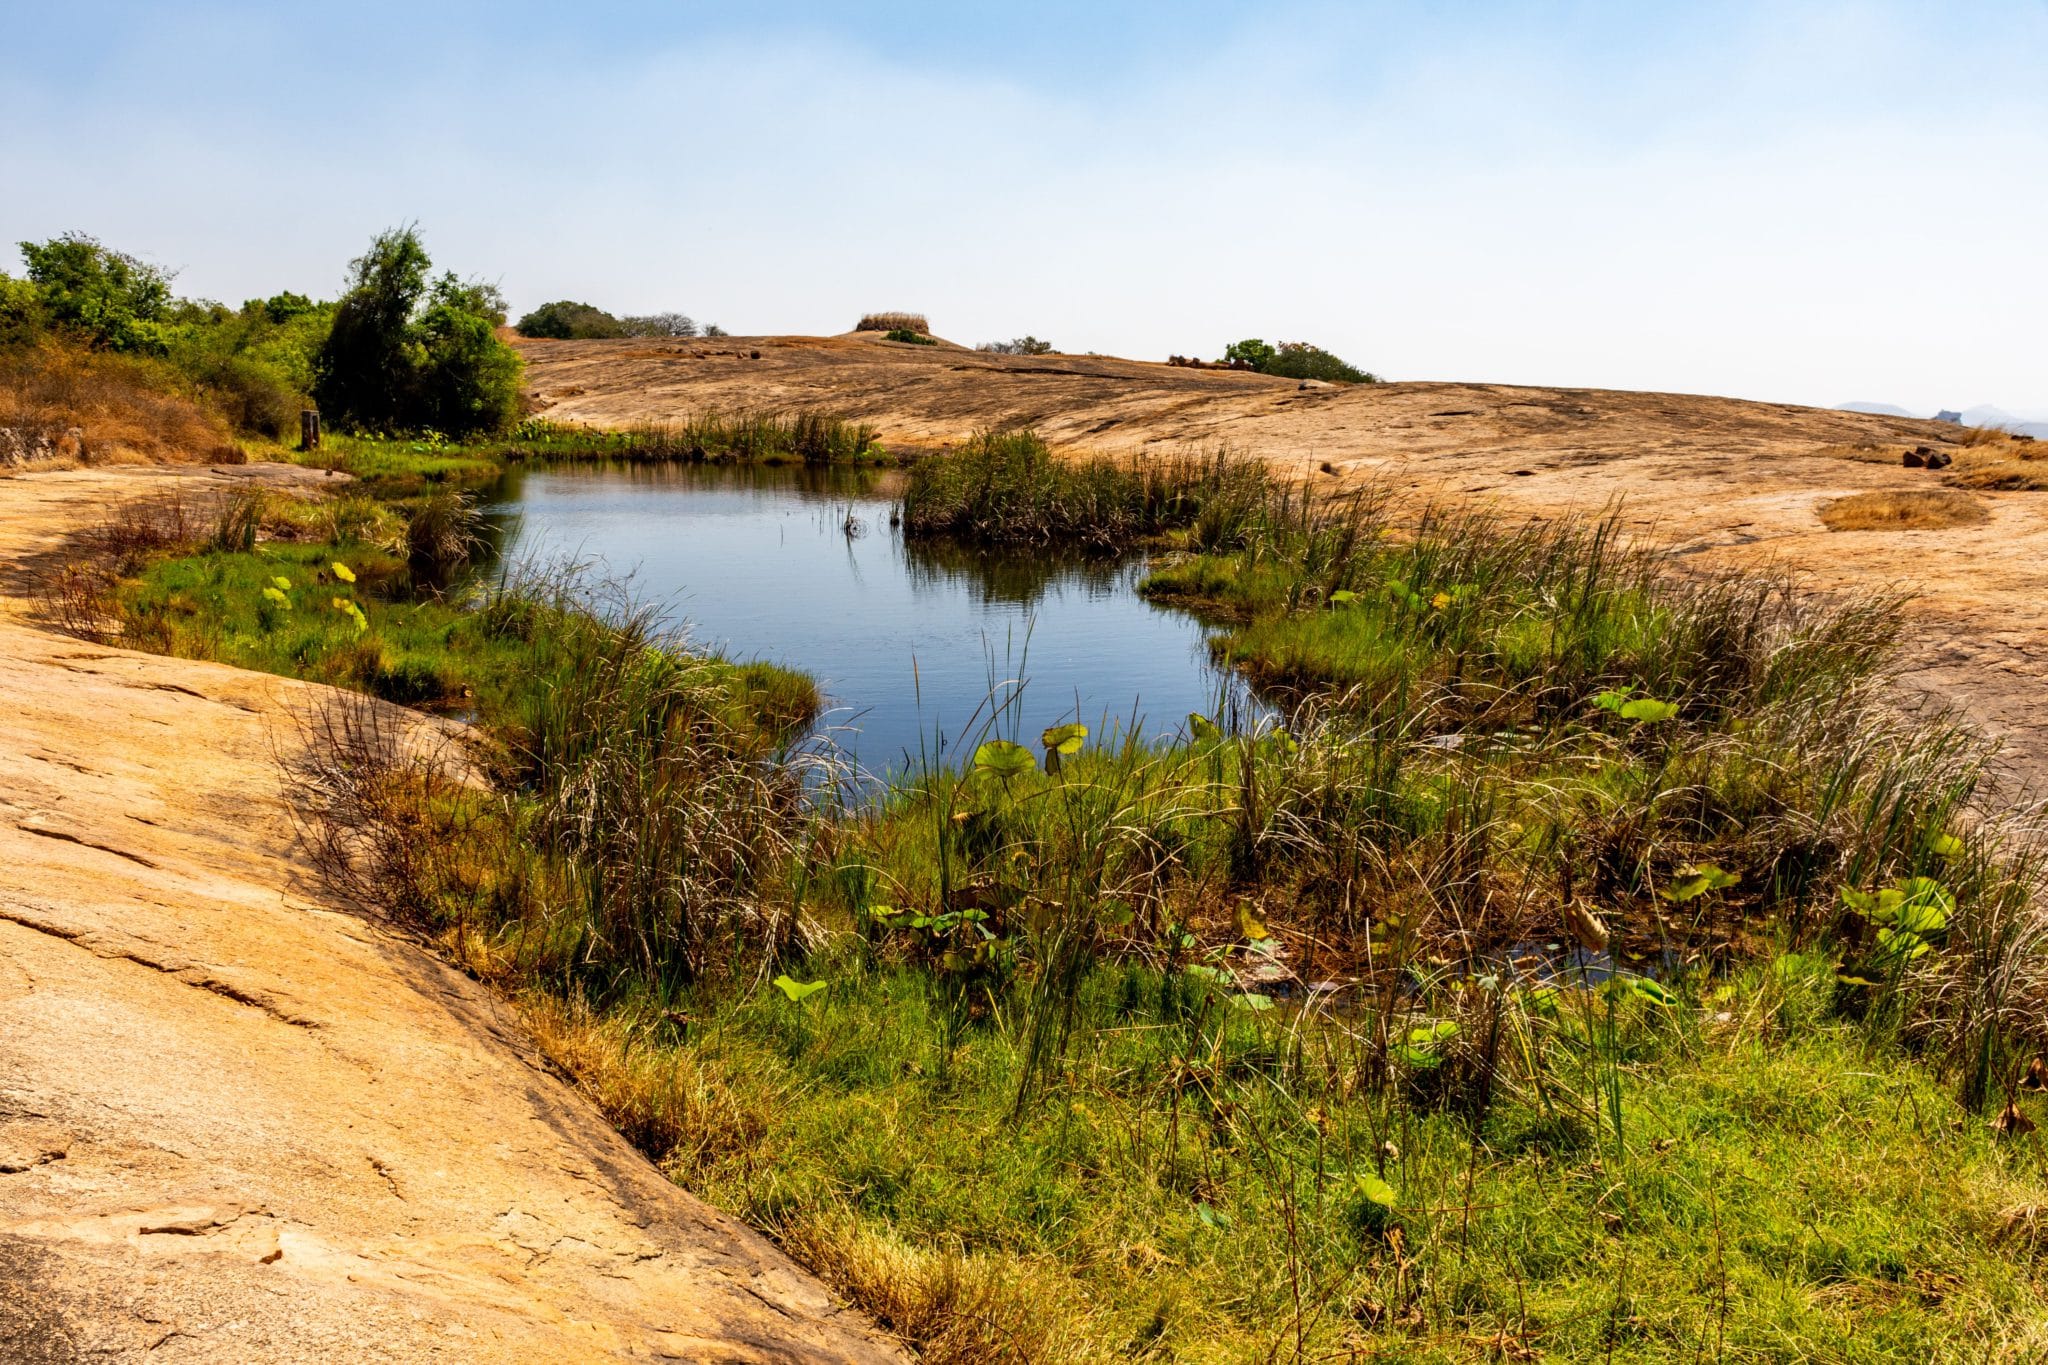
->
[1961, 405, 2048, 439]
[1838, 400, 2048, 439]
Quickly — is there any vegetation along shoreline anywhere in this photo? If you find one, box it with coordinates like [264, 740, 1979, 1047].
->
[8, 224, 2048, 1360]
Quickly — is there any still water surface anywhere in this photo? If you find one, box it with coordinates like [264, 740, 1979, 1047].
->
[489, 463, 1255, 776]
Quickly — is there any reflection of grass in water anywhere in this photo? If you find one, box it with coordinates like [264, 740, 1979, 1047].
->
[899, 533, 1130, 608]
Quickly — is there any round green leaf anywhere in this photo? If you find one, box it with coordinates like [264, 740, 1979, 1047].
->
[973, 739, 1037, 778]
[1040, 723, 1088, 756]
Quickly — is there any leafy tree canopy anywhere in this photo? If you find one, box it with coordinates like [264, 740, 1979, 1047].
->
[314, 226, 521, 437]
[517, 299, 624, 339]
[18, 232, 175, 352]
[1224, 337, 1376, 384]
[516, 300, 698, 339]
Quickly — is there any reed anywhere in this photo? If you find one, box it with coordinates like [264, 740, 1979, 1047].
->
[901, 429, 1269, 551]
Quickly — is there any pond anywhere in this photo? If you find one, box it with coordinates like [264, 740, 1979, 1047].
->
[487, 463, 1261, 779]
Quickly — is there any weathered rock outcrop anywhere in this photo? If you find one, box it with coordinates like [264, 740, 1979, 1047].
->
[0, 467, 903, 1362]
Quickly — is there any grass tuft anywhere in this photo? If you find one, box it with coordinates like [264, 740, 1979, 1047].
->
[1818, 489, 1991, 531]
[855, 312, 930, 335]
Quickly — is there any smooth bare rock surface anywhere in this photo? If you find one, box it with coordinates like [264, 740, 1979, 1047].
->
[0, 467, 903, 1361]
[521, 334, 2048, 794]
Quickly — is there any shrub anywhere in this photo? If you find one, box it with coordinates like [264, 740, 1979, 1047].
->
[315, 226, 522, 438]
[881, 328, 935, 346]
[19, 233, 174, 353]
[702, 323, 728, 338]
[977, 336, 1055, 356]
[161, 301, 330, 440]
[0, 272, 47, 348]
[620, 312, 698, 338]
[405, 487, 483, 595]
[856, 312, 929, 334]
[516, 300, 626, 340]
[1223, 337, 1377, 384]
[0, 340, 237, 465]
[1265, 341, 1376, 384]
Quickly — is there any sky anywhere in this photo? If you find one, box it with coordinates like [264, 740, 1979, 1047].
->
[5, 1, 2045, 415]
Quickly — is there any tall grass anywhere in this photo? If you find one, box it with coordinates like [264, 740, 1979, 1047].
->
[420, 412, 884, 466]
[902, 429, 1269, 551]
[855, 311, 930, 334]
[289, 565, 829, 996]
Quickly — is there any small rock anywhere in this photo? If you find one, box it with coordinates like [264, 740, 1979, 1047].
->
[1298, 379, 1334, 391]
[1903, 450, 1927, 468]
[1926, 450, 1953, 470]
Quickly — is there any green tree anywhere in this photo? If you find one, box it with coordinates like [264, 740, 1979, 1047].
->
[314, 226, 520, 436]
[160, 294, 336, 439]
[515, 299, 625, 339]
[258, 291, 316, 325]
[1263, 341, 1376, 384]
[1223, 338, 1276, 371]
[1222, 336, 1376, 384]
[0, 272, 45, 347]
[18, 232, 174, 352]
[416, 277, 521, 434]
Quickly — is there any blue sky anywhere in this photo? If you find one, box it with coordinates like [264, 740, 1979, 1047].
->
[6, 1, 2045, 413]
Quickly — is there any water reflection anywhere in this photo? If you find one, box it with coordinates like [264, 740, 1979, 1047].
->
[486, 462, 1259, 775]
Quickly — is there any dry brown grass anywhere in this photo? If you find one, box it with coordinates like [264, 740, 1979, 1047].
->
[0, 341, 240, 467]
[855, 312, 930, 334]
[1945, 432, 2048, 490]
[518, 991, 773, 1173]
[1819, 488, 1991, 531]
[1958, 423, 2023, 446]
[775, 1212, 1082, 1365]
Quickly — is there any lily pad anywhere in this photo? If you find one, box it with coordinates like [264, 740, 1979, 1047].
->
[973, 739, 1036, 778]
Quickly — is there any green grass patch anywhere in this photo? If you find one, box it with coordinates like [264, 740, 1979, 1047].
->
[531, 953, 2048, 1361]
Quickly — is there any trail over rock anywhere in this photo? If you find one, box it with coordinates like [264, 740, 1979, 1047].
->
[0, 467, 903, 1362]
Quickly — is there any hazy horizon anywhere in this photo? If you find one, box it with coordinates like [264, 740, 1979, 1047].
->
[5, 1, 2045, 415]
